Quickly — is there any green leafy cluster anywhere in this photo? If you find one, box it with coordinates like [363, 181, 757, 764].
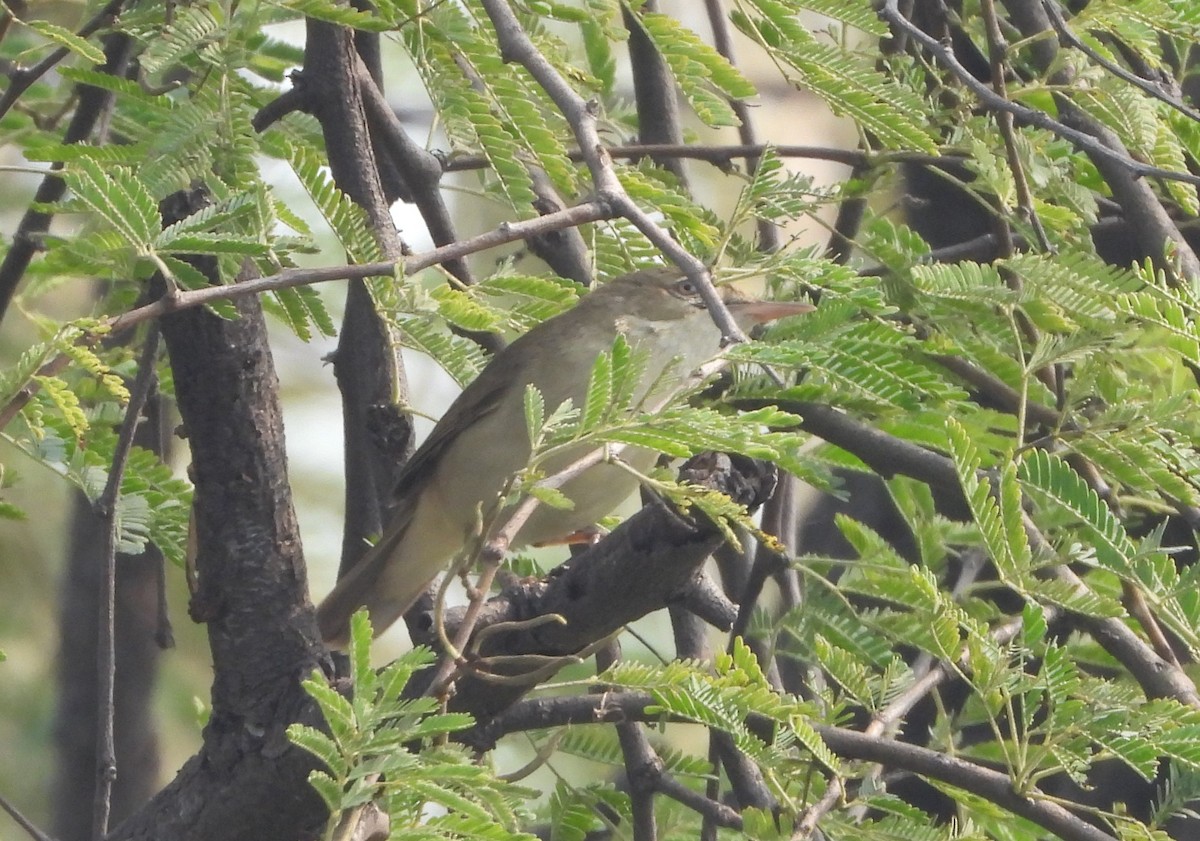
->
[289, 612, 535, 841]
[514, 332, 828, 543]
[7, 0, 1200, 838]
[606, 639, 838, 805]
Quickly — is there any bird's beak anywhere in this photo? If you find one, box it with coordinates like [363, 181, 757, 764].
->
[727, 298, 815, 325]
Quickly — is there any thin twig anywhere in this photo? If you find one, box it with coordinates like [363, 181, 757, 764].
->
[0, 0, 125, 121]
[814, 726, 1117, 841]
[477, 690, 1116, 841]
[770, 400, 1200, 708]
[929, 353, 1062, 428]
[979, 0, 1052, 254]
[0, 790, 57, 841]
[0, 199, 613, 435]
[876, 0, 1200, 189]
[598, 642, 658, 841]
[477, 0, 745, 343]
[1023, 513, 1200, 706]
[442, 142, 948, 173]
[1041, 0, 1200, 124]
[425, 441, 623, 695]
[90, 325, 160, 841]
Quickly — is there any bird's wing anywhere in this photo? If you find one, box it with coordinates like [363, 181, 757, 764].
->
[387, 363, 515, 506]
[316, 502, 418, 646]
[317, 355, 518, 646]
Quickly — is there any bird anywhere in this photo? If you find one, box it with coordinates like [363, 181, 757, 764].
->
[317, 266, 813, 646]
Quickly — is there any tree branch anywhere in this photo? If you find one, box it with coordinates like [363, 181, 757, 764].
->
[90, 326, 159, 841]
[477, 0, 745, 344]
[0, 790, 56, 841]
[876, 0, 1200, 190]
[107, 249, 326, 841]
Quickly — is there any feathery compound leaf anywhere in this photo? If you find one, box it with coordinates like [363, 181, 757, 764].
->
[580, 340, 615, 434]
[734, 322, 962, 411]
[524, 384, 546, 449]
[278, 139, 382, 264]
[63, 159, 161, 253]
[138, 5, 224, 77]
[399, 9, 541, 213]
[431, 285, 505, 333]
[728, 147, 820, 228]
[1076, 0, 1200, 41]
[117, 448, 192, 565]
[734, 0, 935, 152]
[475, 273, 581, 329]
[633, 11, 756, 127]
[617, 165, 723, 253]
[461, 52, 577, 195]
[154, 231, 271, 258]
[273, 285, 337, 341]
[580, 17, 618, 95]
[269, 0, 391, 30]
[910, 261, 1019, 310]
[783, 0, 888, 36]
[23, 20, 107, 64]
[1006, 250, 1141, 328]
[395, 316, 488, 388]
[286, 725, 344, 780]
[1115, 288, 1200, 368]
[945, 418, 1031, 585]
[58, 67, 174, 109]
[1017, 449, 1135, 576]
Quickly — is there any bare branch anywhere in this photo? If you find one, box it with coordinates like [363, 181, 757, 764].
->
[876, 0, 1200, 190]
[477, 0, 745, 344]
[90, 326, 160, 840]
[0, 790, 57, 841]
[0, 0, 125, 122]
[1041, 0, 1200, 124]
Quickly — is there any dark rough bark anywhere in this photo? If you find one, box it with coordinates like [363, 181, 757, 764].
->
[301, 22, 411, 579]
[54, 495, 165, 840]
[107, 271, 327, 841]
[53, 333, 170, 840]
[418, 453, 779, 726]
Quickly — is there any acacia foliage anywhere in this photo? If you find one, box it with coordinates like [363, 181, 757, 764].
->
[3, 0, 1200, 840]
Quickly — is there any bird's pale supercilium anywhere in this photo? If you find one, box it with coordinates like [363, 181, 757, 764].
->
[317, 267, 814, 647]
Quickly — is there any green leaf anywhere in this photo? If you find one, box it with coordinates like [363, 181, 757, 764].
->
[63, 159, 161, 252]
[1017, 449, 1135, 577]
[580, 340, 615, 433]
[432, 284, 505, 333]
[734, 0, 936, 152]
[305, 770, 347, 812]
[302, 673, 358, 744]
[524, 384, 546, 448]
[23, 20, 107, 64]
[138, 5, 225, 76]
[287, 724, 345, 775]
[634, 11, 756, 127]
[945, 419, 1031, 587]
[274, 138, 382, 264]
[349, 610, 376, 704]
[526, 484, 575, 510]
[269, 0, 392, 31]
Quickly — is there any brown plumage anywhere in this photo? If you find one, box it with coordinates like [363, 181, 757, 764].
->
[317, 268, 812, 646]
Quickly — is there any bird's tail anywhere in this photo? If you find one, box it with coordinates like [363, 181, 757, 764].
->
[316, 522, 422, 649]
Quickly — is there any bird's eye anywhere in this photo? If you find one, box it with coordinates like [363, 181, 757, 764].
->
[674, 279, 698, 296]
